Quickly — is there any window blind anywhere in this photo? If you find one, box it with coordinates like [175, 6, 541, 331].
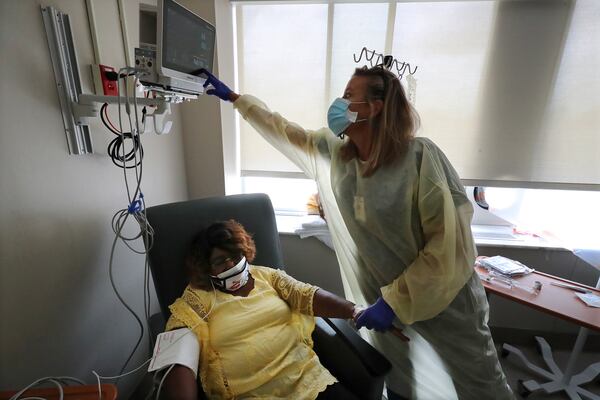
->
[235, 0, 600, 189]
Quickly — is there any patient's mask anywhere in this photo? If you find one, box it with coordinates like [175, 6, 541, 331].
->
[327, 98, 368, 137]
[210, 256, 249, 292]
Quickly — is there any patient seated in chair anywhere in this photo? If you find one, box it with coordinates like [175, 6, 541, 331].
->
[162, 220, 360, 400]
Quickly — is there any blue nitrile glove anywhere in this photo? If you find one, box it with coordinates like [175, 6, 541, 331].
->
[198, 68, 232, 101]
[355, 297, 396, 331]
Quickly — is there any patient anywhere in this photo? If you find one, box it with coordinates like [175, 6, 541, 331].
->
[162, 220, 361, 400]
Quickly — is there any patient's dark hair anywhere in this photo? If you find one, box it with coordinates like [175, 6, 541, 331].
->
[186, 220, 256, 290]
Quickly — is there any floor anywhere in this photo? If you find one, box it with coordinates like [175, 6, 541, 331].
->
[379, 332, 600, 400]
[498, 338, 600, 399]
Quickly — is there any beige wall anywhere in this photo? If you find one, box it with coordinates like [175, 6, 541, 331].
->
[0, 0, 201, 396]
[177, 0, 227, 199]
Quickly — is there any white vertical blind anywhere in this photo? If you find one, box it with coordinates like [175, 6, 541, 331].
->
[390, 1, 495, 181]
[329, 3, 389, 103]
[238, 3, 328, 173]
[236, 0, 600, 189]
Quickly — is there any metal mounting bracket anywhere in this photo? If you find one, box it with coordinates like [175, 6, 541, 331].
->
[41, 5, 93, 155]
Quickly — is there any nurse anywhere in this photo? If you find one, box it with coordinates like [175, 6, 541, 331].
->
[199, 67, 514, 400]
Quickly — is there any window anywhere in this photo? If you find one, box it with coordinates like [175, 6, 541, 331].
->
[226, 0, 600, 217]
[241, 176, 317, 214]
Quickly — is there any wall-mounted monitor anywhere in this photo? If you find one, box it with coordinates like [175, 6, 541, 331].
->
[138, 0, 215, 96]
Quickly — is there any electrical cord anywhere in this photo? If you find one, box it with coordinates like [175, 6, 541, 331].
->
[15, 68, 170, 400]
[93, 282, 219, 397]
[9, 377, 66, 400]
[101, 102, 144, 169]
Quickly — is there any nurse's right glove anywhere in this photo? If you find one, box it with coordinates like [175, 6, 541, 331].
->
[355, 297, 395, 332]
[198, 68, 232, 101]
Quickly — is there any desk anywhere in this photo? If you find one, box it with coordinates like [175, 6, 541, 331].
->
[477, 266, 600, 399]
[0, 384, 117, 400]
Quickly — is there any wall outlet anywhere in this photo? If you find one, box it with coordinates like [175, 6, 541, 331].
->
[91, 64, 118, 96]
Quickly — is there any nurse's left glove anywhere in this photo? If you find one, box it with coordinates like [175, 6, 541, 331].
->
[198, 68, 232, 101]
[355, 297, 395, 331]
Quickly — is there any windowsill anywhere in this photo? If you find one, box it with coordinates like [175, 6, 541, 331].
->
[275, 213, 567, 251]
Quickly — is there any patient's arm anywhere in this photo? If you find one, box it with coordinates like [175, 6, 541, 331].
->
[270, 269, 355, 319]
[313, 288, 355, 319]
[162, 364, 197, 400]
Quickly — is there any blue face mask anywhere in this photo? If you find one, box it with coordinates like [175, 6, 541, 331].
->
[327, 98, 368, 137]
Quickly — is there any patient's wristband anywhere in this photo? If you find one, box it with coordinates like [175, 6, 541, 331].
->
[352, 305, 366, 321]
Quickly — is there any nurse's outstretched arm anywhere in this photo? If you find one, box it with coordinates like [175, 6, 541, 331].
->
[199, 68, 319, 179]
[380, 154, 476, 325]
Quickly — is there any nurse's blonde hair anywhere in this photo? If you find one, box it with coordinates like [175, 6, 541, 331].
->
[340, 66, 420, 177]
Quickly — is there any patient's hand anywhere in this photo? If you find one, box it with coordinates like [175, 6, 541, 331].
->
[162, 364, 198, 400]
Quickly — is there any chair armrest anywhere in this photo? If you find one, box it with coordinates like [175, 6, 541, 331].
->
[313, 317, 392, 400]
[325, 317, 392, 377]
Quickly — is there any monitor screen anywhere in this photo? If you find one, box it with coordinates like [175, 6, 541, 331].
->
[162, 0, 215, 75]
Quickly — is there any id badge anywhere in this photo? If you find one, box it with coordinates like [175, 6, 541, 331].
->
[354, 195, 366, 223]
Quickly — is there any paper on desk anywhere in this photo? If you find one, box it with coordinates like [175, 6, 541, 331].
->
[148, 328, 200, 375]
[575, 292, 600, 308]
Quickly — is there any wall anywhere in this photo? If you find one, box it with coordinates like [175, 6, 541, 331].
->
[0, 1, 192, 396]
[280, 235, 345, 298]
[177, 1, 227, 199]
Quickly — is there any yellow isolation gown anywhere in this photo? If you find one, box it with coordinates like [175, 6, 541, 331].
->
[232, 94, 515, 400]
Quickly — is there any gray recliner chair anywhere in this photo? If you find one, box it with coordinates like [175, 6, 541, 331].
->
[146, 193, 391, 400]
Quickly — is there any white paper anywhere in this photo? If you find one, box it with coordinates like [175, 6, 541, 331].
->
[148, 328, 200, 375]
[575, 292, 600, 308]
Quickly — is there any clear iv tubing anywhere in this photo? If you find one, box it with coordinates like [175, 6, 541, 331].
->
[484, 272, 542, 295]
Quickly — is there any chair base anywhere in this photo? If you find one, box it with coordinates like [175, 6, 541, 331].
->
[501, 330, 600, 400]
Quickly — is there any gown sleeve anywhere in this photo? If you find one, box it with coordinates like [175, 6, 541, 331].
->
[234, 95, 328, 179]
[380, 145, 476, 325]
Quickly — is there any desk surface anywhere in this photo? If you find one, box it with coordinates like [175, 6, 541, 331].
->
[476, 266, 600, 332]
[0, 384, 117, 400]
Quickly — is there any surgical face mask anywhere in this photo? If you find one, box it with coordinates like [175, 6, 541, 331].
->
[210, 256, 249, 292]
[327, 98, 368, 137]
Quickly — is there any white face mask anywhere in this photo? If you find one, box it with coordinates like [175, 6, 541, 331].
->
[210, 256, 249, 292]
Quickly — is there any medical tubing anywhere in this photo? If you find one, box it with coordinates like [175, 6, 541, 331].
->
[108, 213, 145, 380]
[155, 364, 176, 400]
[110, 81, 154, 367]
[93, 281, 218, 398]
[102, 102, 143, 169]
[9, 378, 64, 400]
[109, 99, 148, 376]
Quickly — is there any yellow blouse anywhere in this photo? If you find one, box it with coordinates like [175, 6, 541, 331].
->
[165, 265, 337, 399]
